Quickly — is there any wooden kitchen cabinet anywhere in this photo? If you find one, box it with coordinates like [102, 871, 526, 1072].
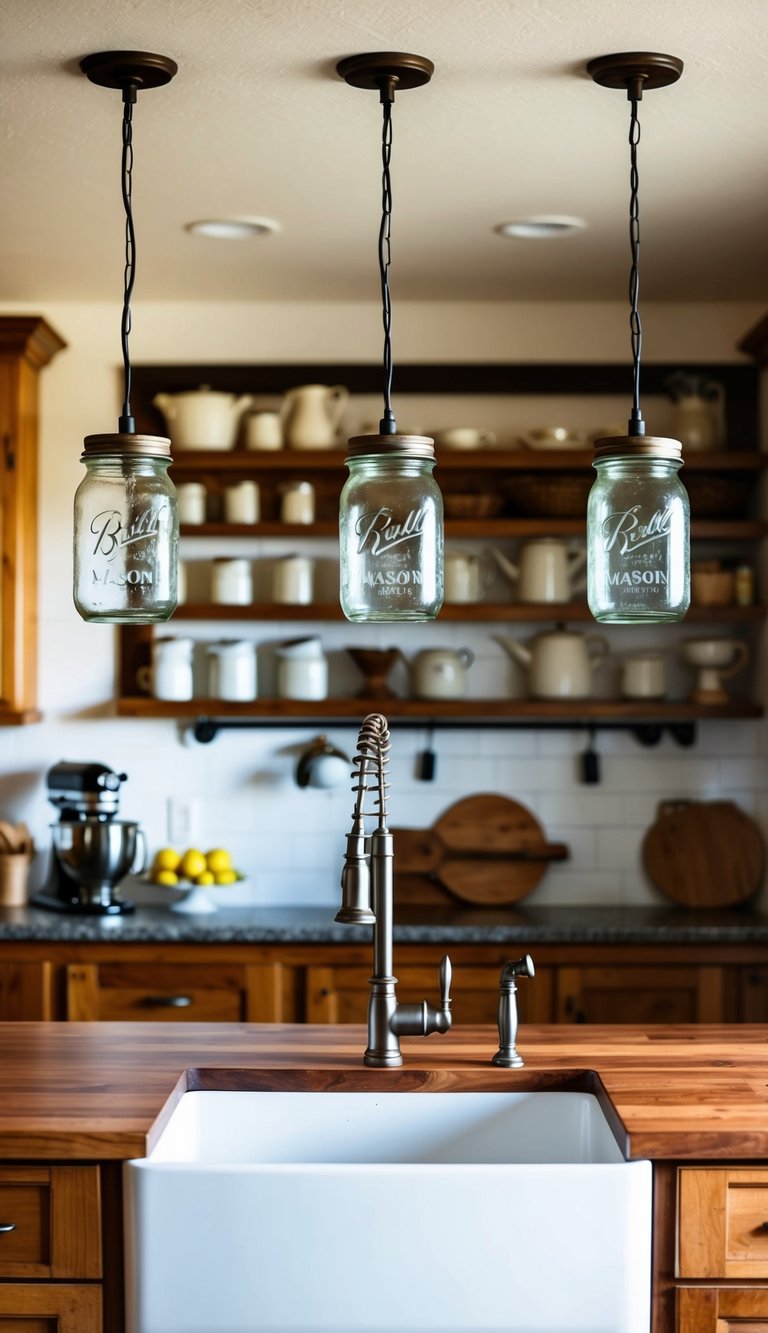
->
[306, 961, 554, 1025]
[114, 359, 767, 728]
[556, 964, 727, 1024]
[0, 1165, 102, 1332]
[739, 967, 768, 1021]
[0, 316, 65, 725]
[0, 1283, 101, 1330]
[65, 959, 288, 1022]
[679, 1168, 768, 1279]
[0, 964, 51, 1021]
[678, 1286, 768, 1330]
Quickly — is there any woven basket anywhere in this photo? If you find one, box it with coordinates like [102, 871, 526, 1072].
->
[684, 474, 750, 518]
[507, 474, 590, 517]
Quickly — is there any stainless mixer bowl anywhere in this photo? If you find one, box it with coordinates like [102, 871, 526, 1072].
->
[51, 819, 145, 897]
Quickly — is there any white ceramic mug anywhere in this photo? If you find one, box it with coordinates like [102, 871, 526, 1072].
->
[272, 555, 314, 605]
[211, 558, 253, 605]
[207, 640, 257, 701]
[280, 481, 315, 525]
[443, 551, 494, 604]
[224, 481, 260, 524]
[621, 655, 667, 700]
[177, 482, 207, 525]
[276, 637, 328, 700]
[245, 411, 283, 451]
[137, 637, 194, 701]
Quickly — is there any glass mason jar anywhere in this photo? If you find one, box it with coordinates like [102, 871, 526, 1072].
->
[340, 435, 443, 622]
[587, 436, 690, 623]
[73, 434, 178, 624]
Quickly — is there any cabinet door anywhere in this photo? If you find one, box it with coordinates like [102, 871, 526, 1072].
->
[0, 1284, 101, 1331]
[0, 963, 51, 1020]
[305, 963, 553, 1024]
[679, 1285, 768, 1330]
[555, 965, 725, 1024]
[679, 1168, 768, 1279]
[66, 962, 248, 1021]
[739, 968, 768, 1022]
[0, 1166, 101, 1279]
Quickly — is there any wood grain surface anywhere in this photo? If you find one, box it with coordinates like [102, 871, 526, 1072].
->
[643, 800, 765, 908]
[392, 794, 568, 904]
[0, 1023, 766, 1162]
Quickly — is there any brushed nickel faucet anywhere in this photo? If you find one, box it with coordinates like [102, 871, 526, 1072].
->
[336, 713, 452, 1067]
[492, 954, 535, 1068]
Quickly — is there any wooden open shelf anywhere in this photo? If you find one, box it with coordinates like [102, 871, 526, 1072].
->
[182, 519, 768, 540]
[171, 448, 768, 474]
[115, 696, 764, 722]
[171, 600, 768, 624]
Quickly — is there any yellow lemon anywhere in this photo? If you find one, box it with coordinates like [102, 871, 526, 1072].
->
[178, 848, 207, 880]
[205, 848, 232, 874]
[214, 869, 238, 885]
[153, 847, 181, 873]
[195, 871, 215, 886]
[154, 869, 179, 887]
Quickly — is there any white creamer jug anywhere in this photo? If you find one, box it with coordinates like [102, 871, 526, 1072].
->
[153, 387, 253, 451]
[281, 384, 349, 450]
[410, 648, 474, 700]
[491, 541, 587, 603]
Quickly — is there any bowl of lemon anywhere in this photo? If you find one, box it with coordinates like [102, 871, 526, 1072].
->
[149, 846, 245, 914]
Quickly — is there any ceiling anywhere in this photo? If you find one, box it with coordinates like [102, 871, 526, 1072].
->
[2, 0, 768, 303]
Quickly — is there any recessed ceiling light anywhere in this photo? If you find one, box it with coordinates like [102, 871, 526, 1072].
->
[184, 217, 280, 240]
[495, 216, 587, 239]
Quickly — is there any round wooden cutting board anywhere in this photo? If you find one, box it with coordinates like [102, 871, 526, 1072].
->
[642, 800, 765, 909]
[392, 793, 568, 905]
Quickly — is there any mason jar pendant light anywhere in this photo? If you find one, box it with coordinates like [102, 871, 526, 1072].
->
[337, 53, 443, 623]
[74, 51, 179, 625]
[586, 53, 690, 624]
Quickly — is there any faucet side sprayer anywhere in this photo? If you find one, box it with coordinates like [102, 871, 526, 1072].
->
[337, 713, 452, 1067]
[492, 954, 535, 1068]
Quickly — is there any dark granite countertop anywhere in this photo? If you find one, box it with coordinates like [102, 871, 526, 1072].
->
[0, 903, 767, 944]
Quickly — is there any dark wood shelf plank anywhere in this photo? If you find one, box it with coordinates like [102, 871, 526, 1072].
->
[181, 519, 768, 539]
[115, 697, 764, 722]
[171, 448, 768, 474]
[171, 601, 767, 624]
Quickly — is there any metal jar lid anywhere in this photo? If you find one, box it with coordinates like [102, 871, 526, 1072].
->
[81, 432, 172, 460]
[592, 433, 683, 462]
[345, 432, 435, 460]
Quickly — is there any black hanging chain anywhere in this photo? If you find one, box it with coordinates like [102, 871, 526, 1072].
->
[378, 80, 397, 435]
[627, 89, 645, 437]
[119, 85, 138, 434]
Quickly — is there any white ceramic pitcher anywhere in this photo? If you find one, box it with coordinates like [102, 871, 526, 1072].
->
[491, 541, 587, 603]
[281, 384, 349, 450]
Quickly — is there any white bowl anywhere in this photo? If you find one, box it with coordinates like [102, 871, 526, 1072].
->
[682, 638, 740, 668]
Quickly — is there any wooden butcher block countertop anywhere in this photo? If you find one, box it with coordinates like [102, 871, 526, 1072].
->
[0, 1022, 767, 1163]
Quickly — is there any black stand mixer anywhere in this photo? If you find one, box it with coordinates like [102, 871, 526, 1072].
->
[32, 762, 144, 915]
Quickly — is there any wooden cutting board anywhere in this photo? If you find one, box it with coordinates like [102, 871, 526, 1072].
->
[392, 794, 568, 905]
[642, 800, 765, 909]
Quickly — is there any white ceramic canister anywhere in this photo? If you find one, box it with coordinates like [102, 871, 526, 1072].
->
[245, 411, 283, 451]
[224, 481, 260, 524]
[207, 640, 257, 701]
[137, 637, 195, 701]
[177, 482, 207, 525]
[271, 555, 315, 605]
[276, 637, 328, 700]
[443, 551, 494, 604]
[211, 557, 253, 606]
[280, 481, 316, 525]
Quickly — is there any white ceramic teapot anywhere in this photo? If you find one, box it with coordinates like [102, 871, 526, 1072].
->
[408, 648, 474, 700]
[491, 541, 587, 604]
[153, 387, 253, 450]
[496, 629, 608, 699]
[281, 384, 349, 450]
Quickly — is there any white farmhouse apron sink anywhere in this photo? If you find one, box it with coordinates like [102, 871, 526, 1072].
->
[124, 1088, 651, 1333]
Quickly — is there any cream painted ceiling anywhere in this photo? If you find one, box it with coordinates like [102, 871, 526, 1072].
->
[2, 0, 768, 302]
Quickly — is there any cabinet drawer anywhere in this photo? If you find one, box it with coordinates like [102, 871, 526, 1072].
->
[66, 962, 248, 1021]
[0, 1283, 101, 1331]
[679, 1285, 768, 1330]
[0, 1167, 101, 1279]
[679, 1168, 768, 1278]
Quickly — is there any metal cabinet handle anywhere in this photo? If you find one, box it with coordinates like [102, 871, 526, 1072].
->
[0, 1224, 16, 1233]
[140, 995, 193, 1008]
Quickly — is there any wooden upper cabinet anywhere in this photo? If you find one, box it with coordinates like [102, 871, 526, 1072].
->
[0, 316, 66, 724]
